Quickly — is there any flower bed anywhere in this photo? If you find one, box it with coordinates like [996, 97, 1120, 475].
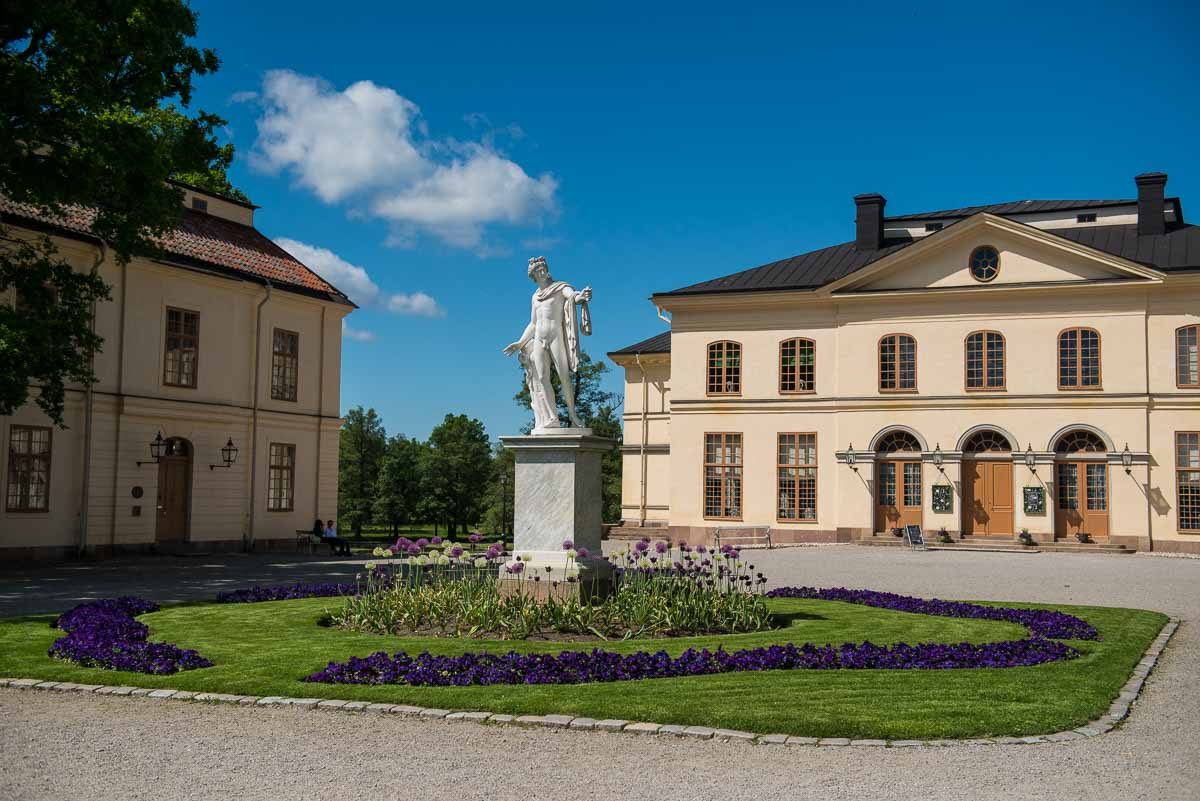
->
[216, 581, 360, 604]
[48, 597, 213, 675]
[764, 587, 1098, 640]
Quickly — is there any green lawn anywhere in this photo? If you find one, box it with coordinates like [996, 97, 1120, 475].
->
[0, 597, 1165, 739]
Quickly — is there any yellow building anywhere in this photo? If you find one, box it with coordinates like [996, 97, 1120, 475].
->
[1, 183, 353, 559]
[609, 173, 1200, 553]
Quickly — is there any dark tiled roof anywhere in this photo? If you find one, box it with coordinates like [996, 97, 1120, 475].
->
[0, 198, 353, 305]
[884, 198, 1139, 221]
[1051, 224, 1200, 271]
[608, 330, 671, 356]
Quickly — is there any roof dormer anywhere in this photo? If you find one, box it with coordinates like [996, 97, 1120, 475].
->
[170, 180, 257, 227]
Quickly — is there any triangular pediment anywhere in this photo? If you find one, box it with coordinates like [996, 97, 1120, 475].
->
[826, 214, 1162, 295]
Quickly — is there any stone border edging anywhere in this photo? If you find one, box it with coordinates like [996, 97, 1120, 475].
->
[0, 618, 1177, 748]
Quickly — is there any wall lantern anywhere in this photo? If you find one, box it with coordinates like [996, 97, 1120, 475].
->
[933, 443, 944, 472]
[1024, 444, 1037, 473]
[1122, 443, 1133, 474]
[847, 443, 858, 472]
[210, 438, 239, 471]
[136, 431, 165, 467]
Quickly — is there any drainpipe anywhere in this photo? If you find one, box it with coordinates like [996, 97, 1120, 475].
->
[635, 353, 648, 527]
[246, 279, 272, 551]
[315, 305, 326, 523]
[1143, 298, 1154, 552]
[78, 240, 108, 556]
[108, 258, 128, 549]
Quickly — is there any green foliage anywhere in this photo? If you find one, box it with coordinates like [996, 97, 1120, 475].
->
[372, 435, 427, 535]
[480, 444, 515, 536]
[423, 414, 493, 537]
[0, 1, 245, 423]
[513, 350, 624, 522]
[338, 407, 387, 536]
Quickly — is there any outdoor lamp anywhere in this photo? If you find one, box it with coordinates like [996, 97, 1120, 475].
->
[211, 438, 238, 470]
[137, 431, 165, 467]
[933, 443, 944, 472]
[847, 443, 858, 472]
[1122, 443, 1133, 474]
[1024, 444, 1037, 473]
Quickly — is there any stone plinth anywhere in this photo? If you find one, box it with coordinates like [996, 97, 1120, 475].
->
[499, 430, 615, 594]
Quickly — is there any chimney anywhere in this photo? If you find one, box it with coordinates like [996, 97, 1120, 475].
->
[1135, 172, 1167, 237]
[854, 193, 886, 250]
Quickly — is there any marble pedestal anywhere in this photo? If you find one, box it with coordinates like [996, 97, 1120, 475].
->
[498, 429, 615, 597]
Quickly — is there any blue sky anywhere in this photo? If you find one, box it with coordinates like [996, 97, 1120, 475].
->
[188, 0, 1200, 441]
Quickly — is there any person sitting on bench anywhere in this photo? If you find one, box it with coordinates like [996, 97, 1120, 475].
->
[322, 518, 351, 556]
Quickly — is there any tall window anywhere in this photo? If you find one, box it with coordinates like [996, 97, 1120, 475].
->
[267, 443, 295, 511]
[271, 329, 300, 402]
[965, 331, 1005, 390]
[779, 338, 815, 393]
[6, 426, 51, 512]
[1178, 432, 1200, 532]
[879, 334, 917, 392]
[707, 341, 741, 395]
[1178, 325, 1199, 388]
[163, 307, 199, 388]
[777, 433, 817, 521]
[703, 433, 742, 519]
[1058, 328, 1101, 389]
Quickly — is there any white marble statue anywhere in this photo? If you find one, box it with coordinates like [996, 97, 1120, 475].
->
[503, 256, 593, 432]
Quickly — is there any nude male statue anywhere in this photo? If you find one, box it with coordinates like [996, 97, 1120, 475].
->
[503, 256, 593, 431]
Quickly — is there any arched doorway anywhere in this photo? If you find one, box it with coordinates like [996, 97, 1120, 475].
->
[155, 437, 192, 543]
[1053, 430, 1109, 540]
[874, 430, 923, 532]
[960, 429, 1014, 536]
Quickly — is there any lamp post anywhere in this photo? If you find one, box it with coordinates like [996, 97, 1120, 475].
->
[500, 469, 510, 538]
[933, 443, 944, 473]
[136, 431, 166, 467]
[1122, 443, 1133, 474]
[847, 443, 858, 472]
[210, 438, 239, 470]
[1024, 444, 1037, 474]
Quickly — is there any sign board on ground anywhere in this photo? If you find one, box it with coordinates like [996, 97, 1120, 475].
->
[904, 524, 926, 549]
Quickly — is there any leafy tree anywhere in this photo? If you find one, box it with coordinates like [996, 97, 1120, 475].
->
[423, 413, 492, 536]
[1, 1, 241, 424]
[514, 350, 624, 522]
[481, 444, 515, 537]
[338, 406, 387, 537]
[372, 435, 426, 535]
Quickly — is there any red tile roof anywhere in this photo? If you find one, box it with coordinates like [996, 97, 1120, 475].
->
[0, 198, 353, 305]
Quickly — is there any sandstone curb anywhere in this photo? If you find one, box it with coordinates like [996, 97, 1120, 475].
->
[3, 616, 1176, 749]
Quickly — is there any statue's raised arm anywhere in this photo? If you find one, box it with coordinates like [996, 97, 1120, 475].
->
[503, 256, 594, 432]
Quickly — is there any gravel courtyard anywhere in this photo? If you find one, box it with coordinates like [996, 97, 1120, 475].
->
[2, 546, 1197, 801]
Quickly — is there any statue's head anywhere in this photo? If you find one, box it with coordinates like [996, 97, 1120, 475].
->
[527, 256, 550, 282]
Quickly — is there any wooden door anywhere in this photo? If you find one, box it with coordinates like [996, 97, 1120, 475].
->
[1055, 461, 1109, 540]
[963, 460, 1014, 536]
[155, 455, 190, 542]
[876, 460, 923, 532]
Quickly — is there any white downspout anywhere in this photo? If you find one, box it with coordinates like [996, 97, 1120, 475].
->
[635, 353, 648, 527]
[315, 305, 326, 524]
[246, 279, 272, 551]
[1143, 296, 1154, 552]
[78, 240, 107, 556]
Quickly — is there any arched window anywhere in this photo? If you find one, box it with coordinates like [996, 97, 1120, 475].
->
[1054, 430, 1108, 454]
[965, 331, 1005, 390]
[879, 334, 917, 392]
[779, 338, 815, 393]
[875, 430, 923, 454]
[962, 429, 1012, 453]
[1058, 328, 1101, 389]
[1178, 325, 1199, 388]
[707, 341, 741, 395]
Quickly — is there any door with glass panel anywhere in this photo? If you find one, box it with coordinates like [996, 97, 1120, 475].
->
[875, 460, 923, 532]
[1054, 461, 1109, 540]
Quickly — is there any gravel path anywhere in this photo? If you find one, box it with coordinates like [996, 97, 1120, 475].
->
[3, 546, 1198, 801]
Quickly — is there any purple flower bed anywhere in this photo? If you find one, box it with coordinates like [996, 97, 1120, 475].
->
[48, 597, 213, 675]
[304, 637, 1077, 687]
[764, 587, 1099, 641]
[216, 581, 359, 604]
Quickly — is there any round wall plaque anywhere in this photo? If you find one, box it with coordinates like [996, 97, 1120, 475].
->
[131, 486, 144, 499]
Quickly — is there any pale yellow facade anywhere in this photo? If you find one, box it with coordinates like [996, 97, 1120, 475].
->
[613, 207, 1200, 552]
[1, 187, 352, 558]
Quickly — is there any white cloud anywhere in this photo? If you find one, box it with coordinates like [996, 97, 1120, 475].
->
[230, 90, 258, 104]
[342, 322, 376, 342]
[275, 237, 444, 318]
[250, 70, 557, 249]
